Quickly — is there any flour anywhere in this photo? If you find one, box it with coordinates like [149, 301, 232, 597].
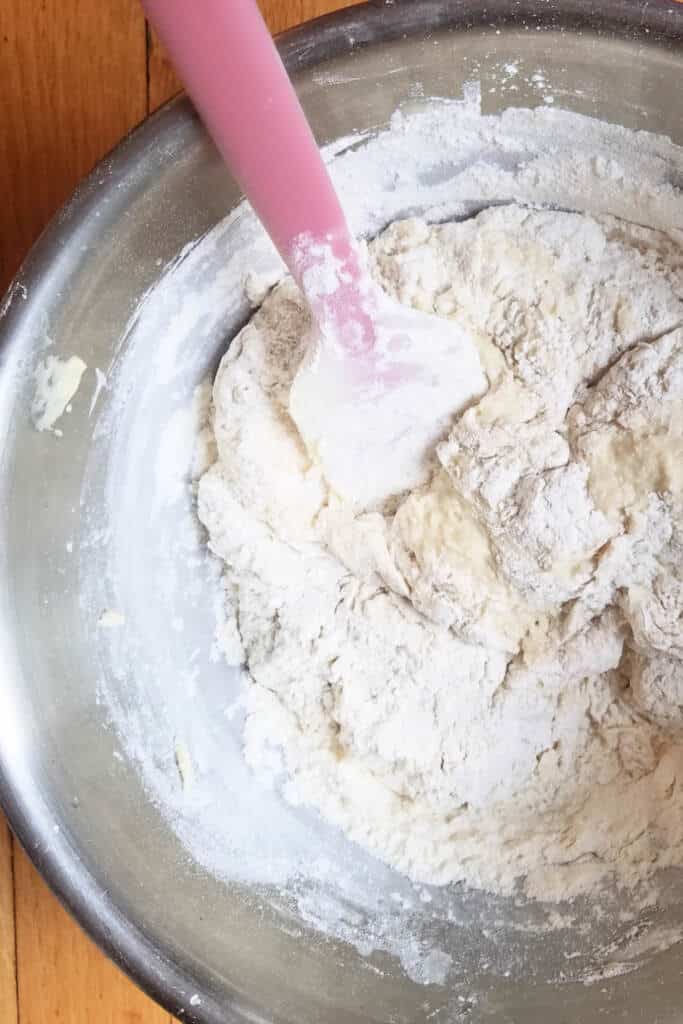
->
[98, 608, 126, 628]
[198, 202, 683, 902]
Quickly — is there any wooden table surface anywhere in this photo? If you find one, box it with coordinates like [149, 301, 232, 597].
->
[0, 2, 353, 1020]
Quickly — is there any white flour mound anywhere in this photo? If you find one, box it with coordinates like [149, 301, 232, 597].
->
[198, 204, 683, 901]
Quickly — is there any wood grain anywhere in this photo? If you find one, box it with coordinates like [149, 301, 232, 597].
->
[14, 845, 171, 1024]
[0, 822, 18, 1024]
[0, 0, 148, 292]
[147, 24, 182, 113]
[260, 0, 359, 33]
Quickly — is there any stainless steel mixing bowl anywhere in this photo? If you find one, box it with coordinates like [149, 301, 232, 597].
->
[1, 2, 682, 1021]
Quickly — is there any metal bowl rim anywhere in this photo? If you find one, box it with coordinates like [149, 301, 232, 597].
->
[1, 1, 682, 1021]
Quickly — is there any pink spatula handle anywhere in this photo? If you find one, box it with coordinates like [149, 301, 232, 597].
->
[142, 1, 363, 290]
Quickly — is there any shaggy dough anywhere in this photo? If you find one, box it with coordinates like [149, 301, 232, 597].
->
[199, 205, 683, 899]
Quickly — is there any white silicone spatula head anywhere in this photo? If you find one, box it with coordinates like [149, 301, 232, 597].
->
[142, 0, 486, 508]
[290, 290, 487, 507]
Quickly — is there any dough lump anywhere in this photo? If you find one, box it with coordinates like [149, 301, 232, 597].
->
[198, 205, 683, 899]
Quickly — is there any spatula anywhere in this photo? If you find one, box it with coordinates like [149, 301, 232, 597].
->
[142, 0, 486, 508]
